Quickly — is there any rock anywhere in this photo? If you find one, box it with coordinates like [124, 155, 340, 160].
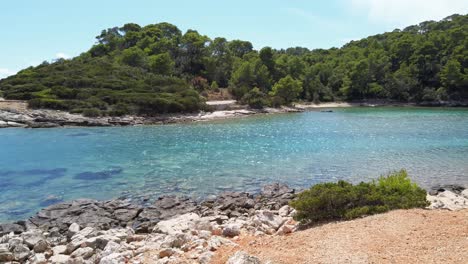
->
[52, 245, 67, 255]
[22, 230, 45, 249]
[198, 251, 215, 264]
[0, 243, 13, 262]
[252, 210, 286, 231]
[74, 226, 95, 239]
[222, 224, 241, 238]
[429, 184, 465, 195]
[0, 223, 25, 236]
[427, 191, 468, 211]
[68, 223, 80, 237]
[49, 254, 70, 264]
[161, 233, 190, 248]
[278, 205, 290, 217]
[207, 236, 237, 251]
[7, 236, 23, 249]
[29, 253, 47, 264]
[159, 248, 176, 258]
[153, 213, 200, 235]
[33, 239, 49, 253]
[12, 244, 31, 261]
[70, 247, 94, 259]
[226, 251, 261, 264]
[99, 252, 126, 264]
[462, 189, 468, 199]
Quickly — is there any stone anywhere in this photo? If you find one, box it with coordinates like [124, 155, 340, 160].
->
[253, 210, 286, 231]
[278, 205, 290, 217]
[462, 189, 468, 199]
[7, 236, 23, 249]
[0, 243, 13, 262]
[159, 248, 176, 258]
[208, 236, 237, 251]
[22, 230, 45, 249]
[68, 223, 80, 237]
[33, 239, 49, 253]
[153, 213, 200, 235]
[161, 233, 190, 248]
[222, 224, 241, 238]
[49, 254, 70, 264]
[99, 252, 126, 264]
[52, 245, 67, 255]
[29, 253, 47, 264]
[74, 226, 95, 239]
[70, 247, 94, 259]
[198, 251, 215, 264]
[226, 251, 261, 264]
[0, 223, 25, 236]
[13, 245, 31, 262]
[427, 191, 468, 211]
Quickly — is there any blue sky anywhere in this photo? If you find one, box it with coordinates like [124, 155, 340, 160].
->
[1, 0, 467, 79]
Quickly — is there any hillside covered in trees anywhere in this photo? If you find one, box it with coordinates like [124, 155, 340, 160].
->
[0, 14, 467, 116]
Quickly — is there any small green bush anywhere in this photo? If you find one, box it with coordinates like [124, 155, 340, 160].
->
[290, 170, 429, 224]
[82, 108, 101, 117]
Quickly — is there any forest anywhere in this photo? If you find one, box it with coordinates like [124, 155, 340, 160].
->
[0, 14, 466, 116]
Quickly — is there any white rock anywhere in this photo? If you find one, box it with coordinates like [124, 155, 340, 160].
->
[461, 189, 468, 199]
[71, 247, 94, 259]
[252, 210, 286, 231]
[12, 244, 31, 261]
[49, 254, 70, 264]
[68, 223, 80, 237]
[100, 252, 126, 264]
[278, 205, 291, 217]
[153, 213, 200, 235]
[0, 243, 13, 262]
[427, 191, 468, 211]
[21, 230, 45, 248]
[52, 245, 67, 255]
[29, 253, 47, 264]
[226, 251, 261, 264]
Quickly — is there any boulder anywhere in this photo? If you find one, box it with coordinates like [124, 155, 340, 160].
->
[70, 247, 94, 259]
[100, 252, 126, 264]
[49, 254, 70, 264]
[12, 244, 31, 261]
[68, 223, 80, 237]
[427, 191, 468, 210]
[153, 213, 200, 235]
[22, 230, 45, 249]
[0, 243, 13, 262]
[159, 248, 176, 258]
[252, 210, 286, 231]
[198, 251, 215, 264]
[29, 253, 47, 264]
[222, 224, 241, 238]
[52, 245, 67, 255]
[33, 239, 49, 253]
[226, 251, 261, 264]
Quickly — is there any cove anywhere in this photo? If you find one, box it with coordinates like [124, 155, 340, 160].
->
[1, 107, 468, 222]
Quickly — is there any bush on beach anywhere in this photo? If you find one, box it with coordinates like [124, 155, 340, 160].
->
[290, 170, 429, 224]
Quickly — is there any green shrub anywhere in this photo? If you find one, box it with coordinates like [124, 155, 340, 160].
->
[290, 170, 429, 224]
[28, 98, 69, 110]
[82, 108, 101, 117]
[241, 87, 268, 109]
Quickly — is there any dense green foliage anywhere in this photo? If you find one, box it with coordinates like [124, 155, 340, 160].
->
[0, 15, 467, 115]
[290, 170, 429, 224]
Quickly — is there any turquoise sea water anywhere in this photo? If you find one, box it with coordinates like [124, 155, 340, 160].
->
[1, 107, 468, 222]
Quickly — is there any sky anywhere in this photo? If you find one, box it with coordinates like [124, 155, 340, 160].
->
[1, 0, 467, 79]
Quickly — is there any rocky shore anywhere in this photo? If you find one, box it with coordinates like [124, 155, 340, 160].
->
[0, 183, 467, 264]
[0, 107, 303, 129]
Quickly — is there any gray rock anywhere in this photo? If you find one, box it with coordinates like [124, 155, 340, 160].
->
[226, 251, 261, 264]
[0, 223, 25, 236]
[253, 210, 286, 231]
[33, 239, 49, 253]
[100, 252, 126, 264]
[0, 243, 13, 262]
[70, 247, 94, 259]
[198, 251, 215, 264]
[22, 230, 45, 249]
[12, 244, 30, 261]
[29, 253, 47, 264]
[223, 224, 241, 238]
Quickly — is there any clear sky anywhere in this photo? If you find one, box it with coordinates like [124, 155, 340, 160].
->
[1, 0, 467, 79]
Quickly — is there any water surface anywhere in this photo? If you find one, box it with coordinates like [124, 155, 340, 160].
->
[1, 107, 468, 222]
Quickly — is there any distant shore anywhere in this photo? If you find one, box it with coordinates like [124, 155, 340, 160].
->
[1, 99, 468, 129]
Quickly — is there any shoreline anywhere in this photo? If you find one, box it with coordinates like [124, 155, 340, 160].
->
[1, 100, 468, 129]
[0, 183, 466, 263]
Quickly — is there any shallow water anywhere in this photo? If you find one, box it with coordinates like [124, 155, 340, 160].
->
[1, 107, 468, 222]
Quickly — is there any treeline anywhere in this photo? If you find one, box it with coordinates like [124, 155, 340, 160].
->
[0, 14, 467, 115]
